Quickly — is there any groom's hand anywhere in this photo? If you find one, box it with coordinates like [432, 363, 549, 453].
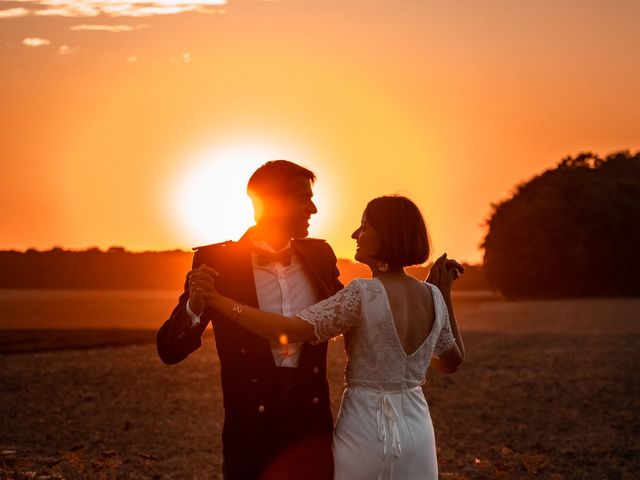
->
[186, 264, 219, 316]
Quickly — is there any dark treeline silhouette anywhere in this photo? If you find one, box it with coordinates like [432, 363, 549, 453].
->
[0, 247, 487, 290]
[0, 247, 192, 290]
[482, 150, 640, 298]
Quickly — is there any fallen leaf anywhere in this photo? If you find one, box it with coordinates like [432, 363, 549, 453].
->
[521, 454, 548, 474]
[500, 446, 515, 458]
[139, 452, 158, 466]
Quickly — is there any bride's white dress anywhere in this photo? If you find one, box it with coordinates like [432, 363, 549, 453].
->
[297, 278, 456, 480]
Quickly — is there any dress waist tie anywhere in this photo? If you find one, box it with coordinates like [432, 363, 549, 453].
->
[377, 392, 402, 459]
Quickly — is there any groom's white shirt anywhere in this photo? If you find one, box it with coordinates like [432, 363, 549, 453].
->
[187, 239, 321, 367]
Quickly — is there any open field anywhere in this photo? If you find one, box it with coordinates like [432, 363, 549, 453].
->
[1, 293, 639, 479]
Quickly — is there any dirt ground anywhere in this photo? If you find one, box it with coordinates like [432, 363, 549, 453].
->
[1, 298, 639, 479]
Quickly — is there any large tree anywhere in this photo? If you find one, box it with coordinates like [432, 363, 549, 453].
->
[482, 151, 640, 298]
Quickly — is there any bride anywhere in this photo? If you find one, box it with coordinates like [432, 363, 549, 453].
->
[197, 195, 465, 479]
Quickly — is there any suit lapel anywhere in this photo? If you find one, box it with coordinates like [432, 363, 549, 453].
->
[226, 230, 260, 308]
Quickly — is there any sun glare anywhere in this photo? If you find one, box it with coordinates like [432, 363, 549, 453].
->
[171, 143, 332, 248]
[171, 146, 268, 247]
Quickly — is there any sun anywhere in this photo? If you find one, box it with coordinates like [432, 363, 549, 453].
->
[170, 143, 331, 248]
[170, 146, 267, 247]
[169, 141, 334, 249]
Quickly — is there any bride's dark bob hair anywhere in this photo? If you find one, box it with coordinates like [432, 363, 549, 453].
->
[365, 195, 430, 268]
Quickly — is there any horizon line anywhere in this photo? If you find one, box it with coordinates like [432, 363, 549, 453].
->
[0, 245, 481, 266]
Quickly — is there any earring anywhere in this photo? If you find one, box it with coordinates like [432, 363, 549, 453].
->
[377, 261, 389, 272]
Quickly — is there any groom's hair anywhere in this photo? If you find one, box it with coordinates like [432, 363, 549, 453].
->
[365, 195, 430, 267]
[247, 160, 316, 199]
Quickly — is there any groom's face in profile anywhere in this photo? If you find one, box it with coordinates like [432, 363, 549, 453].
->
[257, 176, 317, 238]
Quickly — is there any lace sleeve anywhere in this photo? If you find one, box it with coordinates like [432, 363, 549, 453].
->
[430, 285, 457, 358]
[296, 280, 362, 344]
[433, 313, 456, 358]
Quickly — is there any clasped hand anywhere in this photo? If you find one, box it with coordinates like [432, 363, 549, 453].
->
[186, 264, 220, 316]
[426, 253, 464, 293]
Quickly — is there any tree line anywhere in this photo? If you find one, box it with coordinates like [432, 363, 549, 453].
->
[0, 247, 192, 290]
[0, 247, 487, 291]
[482, 150, 640, 298]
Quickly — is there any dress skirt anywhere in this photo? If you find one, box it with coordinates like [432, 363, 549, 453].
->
[332, 385, 438, 480]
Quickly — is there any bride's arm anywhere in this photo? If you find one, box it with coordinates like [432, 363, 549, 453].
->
[430, 288, 465, 373]
[201, 280, 362, 345]
[427, 254, 465, 373]
[204, 292, 316, 343]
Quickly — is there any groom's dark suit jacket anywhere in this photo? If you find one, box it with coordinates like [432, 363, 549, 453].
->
[157, 228, 343, 479]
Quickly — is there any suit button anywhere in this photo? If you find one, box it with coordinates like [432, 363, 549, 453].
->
[313, 366, 319, 374]
[312, 397, 319, 404]
[258, 405, 265, 413]
[240, 348, 247, 354]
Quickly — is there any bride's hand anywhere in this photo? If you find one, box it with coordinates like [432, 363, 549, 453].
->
[427, 254, 464, 292]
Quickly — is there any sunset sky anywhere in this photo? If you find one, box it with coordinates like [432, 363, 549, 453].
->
[1, 0, 639, 263]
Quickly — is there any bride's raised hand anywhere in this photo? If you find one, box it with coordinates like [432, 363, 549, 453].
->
[428, 253, 464, 292]
[438, 254, 463, 293]
[445, 257, 464, 280]
[426, 254, 445, 286]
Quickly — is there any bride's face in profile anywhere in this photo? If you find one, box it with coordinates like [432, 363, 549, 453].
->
[351, 211, 380, 266]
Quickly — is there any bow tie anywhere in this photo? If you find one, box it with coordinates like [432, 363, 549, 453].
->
[254, 247, 292, 266]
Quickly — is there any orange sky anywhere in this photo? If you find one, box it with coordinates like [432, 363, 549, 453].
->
[1, 0, 639, 263]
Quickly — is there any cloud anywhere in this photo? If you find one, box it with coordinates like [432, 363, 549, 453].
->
[22, 37, 51, 47]
[126, 56, 138, 63]
[170, 52, 192, 63]
[0, 7, 30, 18]
[1, 1, 227, 19]
[58, 44, 79, 55]
[70, 24, 149, 32]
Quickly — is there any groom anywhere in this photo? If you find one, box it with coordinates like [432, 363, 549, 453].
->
[157, 160, 341, 479]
